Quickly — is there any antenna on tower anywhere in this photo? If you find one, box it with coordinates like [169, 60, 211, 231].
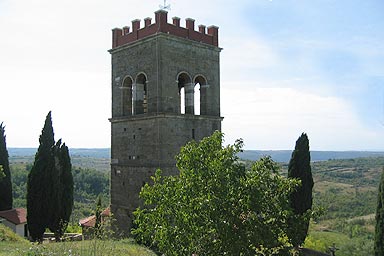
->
[159, 0, 171, 11]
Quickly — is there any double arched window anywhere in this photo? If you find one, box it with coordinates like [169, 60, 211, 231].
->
[177, 72, 208, 115]
[121, 72, 208, 116]
[122, 73, 147, 116]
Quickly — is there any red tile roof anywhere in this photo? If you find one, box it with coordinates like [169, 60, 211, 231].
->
[0, 208, 27, 225]
[79, 215, 96, 228]
[79, 207, 111, 228]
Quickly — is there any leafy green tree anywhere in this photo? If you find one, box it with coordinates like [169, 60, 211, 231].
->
[375, 168, 384, 256]
[133, 131, 300, 255]
[287, 133, 314, 247]
[27, 112, 73, 241]
[0, 123, 12, 211]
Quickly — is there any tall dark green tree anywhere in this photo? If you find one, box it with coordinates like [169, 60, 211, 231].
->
[48, 140, 74, 240]
[27, 112, 73, 242]
[27, 112, 55, 241]
[0, 122, 12, 211]
[94, 195, 102, 238]
[287, 133, 314, 247]
[375, 168, 384, 256]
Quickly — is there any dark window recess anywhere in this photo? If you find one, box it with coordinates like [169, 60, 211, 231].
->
[129, 156, 132, 160]
[192, 129, 195, 139]
[122, 182, 125, 186]
[124, 128, 127, 132]
[133, 134, 136, 139]
[138, 128, 142, 130]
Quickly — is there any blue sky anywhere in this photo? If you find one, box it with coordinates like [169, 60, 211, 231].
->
[0, 0, 383, 150]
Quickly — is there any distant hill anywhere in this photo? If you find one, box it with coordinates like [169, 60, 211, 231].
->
[239, 150, 384, 163]
[9, 148, 384, 163]
[9, 148, 110, 158]
[9, 148, 111, 172]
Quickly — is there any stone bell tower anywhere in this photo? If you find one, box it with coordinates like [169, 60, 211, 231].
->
[109, 10, 222, 234]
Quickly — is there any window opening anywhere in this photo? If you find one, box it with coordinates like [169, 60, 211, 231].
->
[195, 83, 201, 115]
[122, 77, 133, 116]
[194, 76, 207, 115]
[177, 72, 193, 114]
[180, 87, 185, 114]
[133, 74, 147, 115]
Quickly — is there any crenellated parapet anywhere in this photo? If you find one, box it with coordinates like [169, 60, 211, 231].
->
[112, 10, 219, 48]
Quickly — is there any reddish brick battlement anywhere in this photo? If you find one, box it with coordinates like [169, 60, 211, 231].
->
[112, 10, 219, 49]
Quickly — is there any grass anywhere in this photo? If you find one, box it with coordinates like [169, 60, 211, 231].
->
[0, 239, 156, 256]
[0, 224, 28, 242]
[1, 224, 155, 256]
[305, 230, 374, 256]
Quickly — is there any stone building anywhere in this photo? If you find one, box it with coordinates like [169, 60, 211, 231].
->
[109, 10, 222, 234]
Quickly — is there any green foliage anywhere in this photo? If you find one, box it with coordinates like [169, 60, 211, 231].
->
[287, 133, 314, 246]
[27, 112, 74, 241]
[0, 238, 155, 256]
[0, 224, 27, 242]
[0, 122, 13, 210]
[375, 168, 384, 256]
[27, 112, 55, 241]
[94, 195, 102, 238]
[48, 140, 74, 240]
[133, 131, 300, 255]
[305, 230, 374, 256]
[9, 161, 110, 225]
[73, 167, 109, 198]
[0, 165, 4, 180]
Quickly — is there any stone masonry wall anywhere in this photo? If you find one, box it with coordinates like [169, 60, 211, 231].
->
[109, 19, 222, 235]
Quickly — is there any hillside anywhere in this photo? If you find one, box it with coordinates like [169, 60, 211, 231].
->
[9, 148, 110, 172]
[239, 150, 384, 163]
[9, 147, 384, 164]
[8, 148, 383, 255]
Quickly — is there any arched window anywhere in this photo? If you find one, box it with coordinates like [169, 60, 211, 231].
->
[177, 72, 193, 114]
[194, 75, 208, 115]
[122, 76, 133, 116]
[133, 73, 147, 115]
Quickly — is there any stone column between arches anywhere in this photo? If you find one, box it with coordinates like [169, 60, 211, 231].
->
[133, 83, 145, 115]
[184, 83, 195, 114]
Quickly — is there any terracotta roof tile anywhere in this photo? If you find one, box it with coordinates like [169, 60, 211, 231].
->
[79, 207, 111, 228]
[0, 208, 27, 225]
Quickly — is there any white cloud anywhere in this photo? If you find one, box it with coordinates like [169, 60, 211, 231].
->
[221, 86, 383, 150]
[0, 0, 382, 150]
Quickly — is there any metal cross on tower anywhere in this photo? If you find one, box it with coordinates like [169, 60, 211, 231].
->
[159, 0, 171, 11]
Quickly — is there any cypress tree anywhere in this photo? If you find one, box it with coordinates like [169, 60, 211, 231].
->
[27, 112, 74, 241]
[0, 122, 12, 211]
[58, 142, 73, 235]
[375, 168, 384, 256]
[27, 112, 55, 242]
[288, 133, 314, 246]
[95, 195, 102, 238]
[48, 140, 73, 240]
